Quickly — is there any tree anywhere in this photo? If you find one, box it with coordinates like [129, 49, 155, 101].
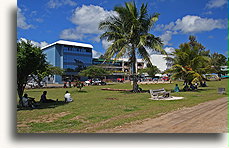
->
[210, 52, 227, 75]
[99, 2, 165, 92]
[31, 65, 64, 87]
[138, 64, 160, 77]
[78, 66, 110, 78]
[17, 39, 47, 101]
[166, 36, 211, 84]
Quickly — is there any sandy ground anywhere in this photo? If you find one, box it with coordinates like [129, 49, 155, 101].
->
[98, 97, 228, 133]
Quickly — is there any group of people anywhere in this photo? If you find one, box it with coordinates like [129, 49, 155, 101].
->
[173, 81, 207, 92]
[173, 83, 198, 92]
[63, 81, 72, 88]
[21, 91, 73, 108]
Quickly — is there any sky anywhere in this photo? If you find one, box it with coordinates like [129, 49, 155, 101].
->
[17, 0, 228, 58]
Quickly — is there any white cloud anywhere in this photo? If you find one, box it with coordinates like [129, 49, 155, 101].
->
[206, 0, 228, 9]
[17, 8, 33, 29]
[203, 11, 213, 15]
[157, 15, 227, 34]
[60, 5, 118, 41]
[208, 35, 214, 39]
[160, 31, 174, 46]
[19, 38, 49, 48]
[47, 0, 77, 8]
[164, 47, 175, 54]
[102, 39, 113, 50]
[92, 50, 103, 58]
[225, 51, 228, 56]
[35, 18, 44, 23]
[60, 28, 84, 40]
[173, 15, 227, 33]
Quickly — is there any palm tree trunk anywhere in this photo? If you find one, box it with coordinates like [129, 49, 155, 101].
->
[17, 82, 25, 106]
[131, 47, 138, 92]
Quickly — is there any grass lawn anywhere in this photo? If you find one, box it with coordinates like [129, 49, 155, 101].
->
[17, 79, 228, 133]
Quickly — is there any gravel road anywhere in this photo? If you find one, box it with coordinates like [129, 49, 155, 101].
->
[98, 97, 228, 133]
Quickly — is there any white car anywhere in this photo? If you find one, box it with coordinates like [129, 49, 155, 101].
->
[84, 80, 91, 86]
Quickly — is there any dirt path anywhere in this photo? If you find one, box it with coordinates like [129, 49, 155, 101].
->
[98, 97, 228, 133]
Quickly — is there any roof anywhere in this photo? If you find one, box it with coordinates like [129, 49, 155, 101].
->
[41, 40, 93, 50]
[93, 58, 122, 62]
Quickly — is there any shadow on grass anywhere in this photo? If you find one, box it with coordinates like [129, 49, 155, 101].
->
[118, 88, 215, 95]
[17, 101, 69, 111]
[169, 87, 216, 94]
[24, 90, 43, 93]
[119, 90, 149, 94]
[77, 90, 88, 93]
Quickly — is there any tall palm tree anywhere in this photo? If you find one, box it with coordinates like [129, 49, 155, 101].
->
[166, 36, 212, 84]
[99, 2, 165, 92]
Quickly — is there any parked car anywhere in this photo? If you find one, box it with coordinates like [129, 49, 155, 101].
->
[85, 78, 106, 85]
[162, 76, 169, 81]
[92, 78, 106, 85]
[84, 79, 92, 86]
[27, 82, 41, 88]
[152, 78, 159, 81]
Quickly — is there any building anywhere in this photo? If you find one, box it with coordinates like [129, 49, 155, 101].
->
[150, 54, 172, 72]
[41, 40, 93, 83]
[92, 55, 172, 80]
[92, 58, 147, 81]
[41, 40, 172, 83]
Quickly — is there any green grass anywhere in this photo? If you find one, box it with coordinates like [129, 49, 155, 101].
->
[17, 79, 228, 133]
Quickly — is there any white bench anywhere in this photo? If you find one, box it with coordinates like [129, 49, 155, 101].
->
[149, 88, 170, 100]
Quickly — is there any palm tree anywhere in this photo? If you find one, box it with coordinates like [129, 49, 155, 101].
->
[166, 36, 212, 85]
[99, 2, 165, 92]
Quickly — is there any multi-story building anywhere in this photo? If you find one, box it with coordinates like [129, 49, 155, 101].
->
[92, 58, 147, 81]
[41, 40, 93, 83]
[41, 40, 173, 83]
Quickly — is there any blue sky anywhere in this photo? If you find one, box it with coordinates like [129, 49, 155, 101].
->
[17, 0, 228, 57]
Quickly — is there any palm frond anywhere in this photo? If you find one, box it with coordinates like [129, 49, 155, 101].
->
[139, 34, 165, 54]
[138, 46, 151, 64]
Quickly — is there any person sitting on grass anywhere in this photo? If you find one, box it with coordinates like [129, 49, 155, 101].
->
[190, 83, 196, 90]
[174, 84, 180, 92]
[194, 82, 198, 89]
[22, 93, 37, 108]
[64, 91, 73, 103]
[183, 83, 190, 91]
[201, 81, 207, 87]
[40, 91, 57, 103]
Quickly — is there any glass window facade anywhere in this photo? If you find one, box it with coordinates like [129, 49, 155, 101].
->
[43, 42, 93, 83]
[63, 45, 92, 73]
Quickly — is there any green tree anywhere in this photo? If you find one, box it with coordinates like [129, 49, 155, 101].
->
[99, 2, 165, 92]
[78, 66, 110, 78]
[210, 52, 227, 75]
[138, 64, 160, 77]
[17, 39, 47, 101]
[31, 65, 64, 87]
[166, 36, 211, 84]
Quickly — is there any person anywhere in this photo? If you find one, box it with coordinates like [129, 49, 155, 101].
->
[22, 93, 36, 108]
[63, 81, 67, 88]
[64, 91, 73, 103]
[201, 81, 207, 87]
[194, 82, 198, 89]
[68, 81, 72, 88]
[183, 83, 189, 91]
[174, 84, 180, 92]
[40, 91, 57, 103]
[190, 83, 195, 90]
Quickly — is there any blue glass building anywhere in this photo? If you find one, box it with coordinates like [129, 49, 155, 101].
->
[41, 40, 93, 83]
